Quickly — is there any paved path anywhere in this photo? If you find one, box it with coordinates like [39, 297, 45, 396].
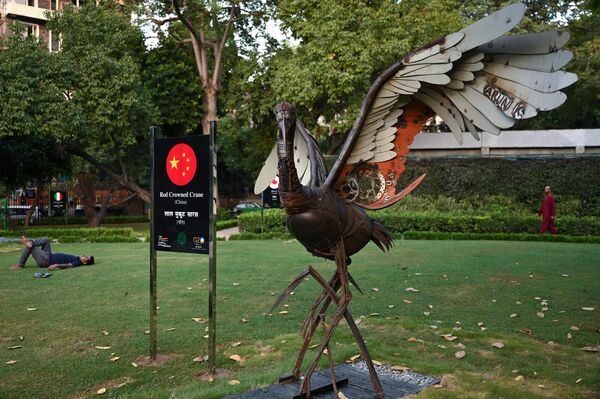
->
[217, 226, 240, 240]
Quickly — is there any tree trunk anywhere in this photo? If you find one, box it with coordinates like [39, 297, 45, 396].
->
[77, 174, 99, 226]
[91, 189, 113, 227]
[24, 197, 37, 228]
[202, 86, 219, 135]
[66, 143, 150, 204]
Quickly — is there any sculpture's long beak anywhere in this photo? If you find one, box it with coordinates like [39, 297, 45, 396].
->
[277, 118, 289, 158]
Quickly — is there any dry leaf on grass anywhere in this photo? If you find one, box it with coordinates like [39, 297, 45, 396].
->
[348, 354, 361, 362]
[95, 346, 112, 350]
[403, 299, 413, 304]
[580, 346, 599, 352]
[454, 351, 465, 359]
[192, 318, 208, 324]
[371, 288, 379, 292]
[240, 319, 249, 324]
[96, 387, 107, 394]
[491, 342, 505, 349]
[581, 307, 595, 311]
[5, 360, 18, 365]
[423, 312, 430, 316]
[231, 341, 242, 347]
[372, 360, 382, 366]
[570, 325, 580, 331]
[101, 331, 110, 336]
[26, 308, 37, 311]
[457, 343, 466, 350]
[109, 356, 120, 362]
[8, 345, 22, 350]
[228, 380, 240, 385]
[229, 354, 242, 362]
[509, 313, 518, 318]
[279, 311, 289, 315]
[576, 378, 583, 384]
[520, 328, 532, 335]
[165, 328, 176, 332]
[407, 337, 424, 343]
[391, 365, 409, 372]
[405, 287, 419, 292]
[442, 335, 458, 342]
[232, 283, 240, 286]
[536, 312, 545, 318]
[514, 375, 525, 382]
[131, 362, 138, 368]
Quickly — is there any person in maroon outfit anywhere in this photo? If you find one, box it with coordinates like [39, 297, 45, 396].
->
[538, 185, 557, 234]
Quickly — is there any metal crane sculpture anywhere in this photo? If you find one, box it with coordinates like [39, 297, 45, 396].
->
[254, 3, 577, 398]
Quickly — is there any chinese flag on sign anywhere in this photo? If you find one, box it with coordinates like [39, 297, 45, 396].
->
[166, 143, 197, 186]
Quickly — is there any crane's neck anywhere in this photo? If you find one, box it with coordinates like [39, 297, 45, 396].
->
[277, 136, 302, 193]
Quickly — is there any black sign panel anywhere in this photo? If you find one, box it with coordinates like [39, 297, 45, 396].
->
[50, 191, 67, 214]
[262, 176, 280, 208]
[153, 136, 210, 254]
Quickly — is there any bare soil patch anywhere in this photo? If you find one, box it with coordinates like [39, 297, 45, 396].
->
[134, 353, 179, 366]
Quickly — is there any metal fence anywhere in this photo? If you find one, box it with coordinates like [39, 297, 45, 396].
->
[1, 188, 147, 228]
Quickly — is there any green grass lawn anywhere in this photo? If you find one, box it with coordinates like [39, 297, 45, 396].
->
[0, 240, 598, 398]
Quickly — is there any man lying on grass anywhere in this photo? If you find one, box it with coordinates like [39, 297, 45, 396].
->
[10, 236, 94, 271]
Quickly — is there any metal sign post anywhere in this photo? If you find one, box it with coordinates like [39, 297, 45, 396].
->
[208, 121, 217, 376]
[149, 126, 158, 360]
[149, 128, 213, 369]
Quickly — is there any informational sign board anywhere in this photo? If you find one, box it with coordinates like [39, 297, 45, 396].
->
[153, 136, 210, 254]
[262, 176, 280, 208]
[50, 191, 67, 214]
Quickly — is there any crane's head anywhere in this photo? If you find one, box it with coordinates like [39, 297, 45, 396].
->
[274, 102, 296, 158]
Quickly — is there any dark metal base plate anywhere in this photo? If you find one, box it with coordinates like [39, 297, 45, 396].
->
[225, 361, 440, 398]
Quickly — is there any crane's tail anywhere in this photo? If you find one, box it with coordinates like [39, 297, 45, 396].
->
[371, 220, 394, 252]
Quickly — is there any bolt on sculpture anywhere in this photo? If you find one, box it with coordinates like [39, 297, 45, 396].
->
[255, 3, 577, 398]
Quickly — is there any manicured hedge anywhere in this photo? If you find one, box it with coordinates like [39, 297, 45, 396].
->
[0, 227, 138, 243]
[396, 157, 600, 216]
[401, 231, 600, 243]
[14, 215, 149, 226]
[238, 209, 600, 236]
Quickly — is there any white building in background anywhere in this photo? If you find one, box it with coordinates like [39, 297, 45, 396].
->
[409, 129, 600, 158]
[0, 0, 83, 51]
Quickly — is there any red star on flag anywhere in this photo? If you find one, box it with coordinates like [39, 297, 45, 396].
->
[166, 143, 197, 186]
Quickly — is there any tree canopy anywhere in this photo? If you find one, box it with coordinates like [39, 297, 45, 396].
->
[1, 0, 597, 202]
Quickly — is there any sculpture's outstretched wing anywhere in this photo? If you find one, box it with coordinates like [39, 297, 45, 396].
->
[254, 120, 327, 195]
[326, 3, 577, 210]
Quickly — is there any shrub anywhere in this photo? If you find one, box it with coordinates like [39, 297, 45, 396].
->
[236, 209, 600, 236]
[238, 209, 287, 234]
[396, 157, 600, 216]
[0, 227, 138, 243]
[401, 231, 600, 244]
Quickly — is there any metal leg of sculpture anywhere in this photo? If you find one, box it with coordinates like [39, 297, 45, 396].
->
[293, 270, 340, 379]
[344, 309, 384, 398]
[321, 314, 340, 398]
[299, 241, 352, 398]
[269, 266, 338, 317]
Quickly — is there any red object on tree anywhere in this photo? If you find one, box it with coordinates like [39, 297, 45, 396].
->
[538, 194, 557, 234]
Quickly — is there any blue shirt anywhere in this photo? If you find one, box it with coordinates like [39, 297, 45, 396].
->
[50, 253, 81, 267]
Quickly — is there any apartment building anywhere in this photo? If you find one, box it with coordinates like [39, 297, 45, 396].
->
[0, 0, 83, 51]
